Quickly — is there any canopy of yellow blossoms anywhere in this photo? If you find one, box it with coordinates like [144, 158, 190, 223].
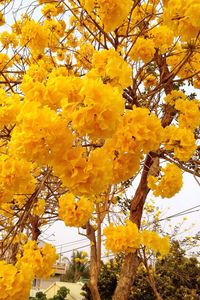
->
[0, 0, 199, 299]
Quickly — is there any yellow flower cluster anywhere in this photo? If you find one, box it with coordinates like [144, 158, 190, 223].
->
[71, 78, 124, 138]
[110, 107, 163, 154]
[32, 199, 46, 216]
[164, 90, 187, 106]
[104, 221, 141, 253]
[0, 238, 57, 300]
[104, 221, 170, 256]
[111, 152, 140, 184]
[9, 101, 73, 165]
[166, 46, 200, 80]
[41, 2, 65, 17]
[75, 43, 94, 70]
[88, 49, 132, 89]
[0, 260, 33, 300]
[0, 31, 18, 49]
[69, 147, 113, 195]
[163, 0, 200, 40]
[23, 73, 124, 140]
[130, 37, 155, 63]
[149, 25, 174, 54]
[17, 240, 58, 278]
[0, 11, 5, 26]
[0, 155, 35, 204]
[163, 126, 197, 161]
[141, 231, 170, 256]
[175, 98, 200, 131]
[147, 163, 183, 198]
[0, 90, 21, 128]
[58, 193, 94, 227]
[102, 106, 163, 184]
[47, 75, 82, 110]
[0, 53, 12, 69]
[20, 19, 49, 54]
[82, 0, 132, 32]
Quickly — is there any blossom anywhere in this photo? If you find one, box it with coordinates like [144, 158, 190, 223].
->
[0, 260, 33, 300]
[141, 231, 170, 256]
[148, 163, 183, 198]
[16, 240, 58, 278]
[175, 98, 200, 131]
[58, 193, 94, 227]
[163, 126, 197, 161]
[104, 221, 141, 253]
[130, 37, 155, 63]
[88, 49, 132, 89]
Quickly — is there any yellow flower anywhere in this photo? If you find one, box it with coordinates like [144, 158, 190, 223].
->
[148, 163, 183, 198]
[141, 231, 170, 256]
[71, 77, 124, 138]
[32, 199, 46, 216]
[0, 12, 5, 26]
[149, 25, 174, 54]
[58, 193, 94, 227]
[88, 49, 132, 90]
[104, 221, 141, 254]
[163, 126, 197, 161]
[41, 3, 65, 17]
[163, 0, 200, 40]
[17, 240, 58, 278]
[175, 98, 200, 131]
[164, 90, 187, 106]
[130, 37, 155, 63]
[0, 260, 33, 300]
[0, 155, 36, 204]
[20, 19, 49, 55]
[81, 0, 132, 32]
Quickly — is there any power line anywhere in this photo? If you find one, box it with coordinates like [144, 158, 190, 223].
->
[59, 243, 90, 254]
[42, 205, 200, 255]
[155, 204, 200, 223]
[54, 238, 88, 248]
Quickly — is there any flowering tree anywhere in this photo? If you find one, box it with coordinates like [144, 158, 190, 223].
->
[0, 0, 199, 299]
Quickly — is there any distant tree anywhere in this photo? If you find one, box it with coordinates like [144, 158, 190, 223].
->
[29, 291, 47, 300]
[62, 251, 90, 283]
[30, 287, 70, 300]
[49, 286, 70, 300]
[82, 241, 200, 300]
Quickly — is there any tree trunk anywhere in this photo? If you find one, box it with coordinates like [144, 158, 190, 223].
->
[87, 223, 101, 300]
[150, 282, 163, 300]
[113, 154, 156, 300]
[112, 252, 139, 300]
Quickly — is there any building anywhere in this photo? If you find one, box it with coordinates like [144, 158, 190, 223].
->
[44, 281, 84, 300]
[30, 262, 66, 297]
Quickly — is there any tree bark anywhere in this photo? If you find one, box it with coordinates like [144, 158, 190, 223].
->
[113, 154, 155, 300]
[148, 278, 163, 300]
[87, 223, 101, 300]
[112, 252, 139, 300]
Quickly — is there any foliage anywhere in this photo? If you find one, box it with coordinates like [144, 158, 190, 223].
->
[62, 250, 90, 283]
[30, 287, 70, 300]
[29, 291, 47, 300]
[83, 241, 200, 300]
[49, 286, 70, 300]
